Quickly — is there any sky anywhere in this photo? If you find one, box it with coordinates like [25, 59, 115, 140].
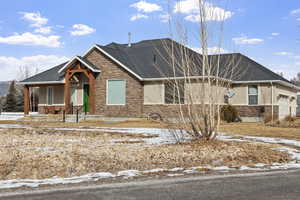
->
[0, 0, 299, 81]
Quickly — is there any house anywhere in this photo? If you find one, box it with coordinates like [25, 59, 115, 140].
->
[20, 38, 300, 122]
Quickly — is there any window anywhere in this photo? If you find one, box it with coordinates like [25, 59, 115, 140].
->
[107, 80, 126, 105]
[47, 87, 53, 105]
[165, 81, 185, 104]
[71, 88, 77, 105]
[248, 85, 258, 105]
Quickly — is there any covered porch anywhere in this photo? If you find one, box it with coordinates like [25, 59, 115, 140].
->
[24, 56, 100, 115]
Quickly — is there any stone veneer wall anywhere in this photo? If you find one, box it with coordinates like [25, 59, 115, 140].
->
[38, 105, 83, 114]
[143, 104, 279, 121]
[84, 48, 144, 118]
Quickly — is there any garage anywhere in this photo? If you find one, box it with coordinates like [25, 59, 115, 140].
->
[278, 95, 290, 120]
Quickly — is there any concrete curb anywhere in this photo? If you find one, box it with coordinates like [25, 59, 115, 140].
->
[1, 169, 299, 198]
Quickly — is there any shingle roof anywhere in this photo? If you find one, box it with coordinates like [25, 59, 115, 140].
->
[21, 62, 66, 83]
[98, 39, 291, 83]
[21, 38, 292, 85]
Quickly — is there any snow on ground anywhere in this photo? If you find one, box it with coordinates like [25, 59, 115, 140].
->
[0, 112, 37, 121]
[0, 126, 300, 189]
[0, 113, 24, 121]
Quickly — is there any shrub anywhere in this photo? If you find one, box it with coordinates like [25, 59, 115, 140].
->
[284, 116, 296, 122]
[221, 105, 239, 123]
[264, 114, 278, 124]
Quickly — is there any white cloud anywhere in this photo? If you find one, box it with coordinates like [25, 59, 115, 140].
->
[293, 55, 300, 59]
[34, 26, 52, 34]
[0, 55, 69, 81]
[20, 12, 48, 27]
[0, 32, 61, 47]
[297, 18, 300, 21]
[159, 13, 171, 23]
[130, 13, 149, 21]
[174, 0, 234, 22]
[70, 24, 96, 36]
[130, 1, 162, 13]
[271, 33, 280, 36]
[296, 62, 300, 66]
[192, 46, 228, 54]
[291, 9, 300, 15]
[273, 52, 300, 59]
[274, 52, 294, 56]
[232, 35, 264, 45]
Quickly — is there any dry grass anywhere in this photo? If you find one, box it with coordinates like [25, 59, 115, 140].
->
[0, 118, 169, 129]
[269, 117, 300, 128]
[220, 122, 300, 140]
[0, 127, 291, 180]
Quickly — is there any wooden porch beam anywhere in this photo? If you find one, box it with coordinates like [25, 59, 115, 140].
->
[24, 85, 30, 115]
[64, 71, 71, 113]
[88, 72, 96, 114]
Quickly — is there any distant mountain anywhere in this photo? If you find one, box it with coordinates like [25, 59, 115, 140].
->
[0, 81, 10, 97]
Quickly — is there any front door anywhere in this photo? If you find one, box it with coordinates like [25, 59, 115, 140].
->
[83, 84, 90, 113]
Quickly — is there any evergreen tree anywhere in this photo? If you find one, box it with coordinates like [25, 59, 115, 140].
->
[4, 81, 17, 112]
[15, 87, 24, 112]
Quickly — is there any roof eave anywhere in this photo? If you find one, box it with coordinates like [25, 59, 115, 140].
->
[58, 56, 101, 74]
[233, 80, 300, 91]
[19, 80, 65, 85]
[143, 76, 232, 82]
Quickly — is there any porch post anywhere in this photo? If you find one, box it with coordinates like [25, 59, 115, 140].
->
[64, 71, 71, 113]
[88, 72, 96, 114]
[24, 85, 30, 115]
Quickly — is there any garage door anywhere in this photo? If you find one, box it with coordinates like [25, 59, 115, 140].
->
[278, 96, 290, 120]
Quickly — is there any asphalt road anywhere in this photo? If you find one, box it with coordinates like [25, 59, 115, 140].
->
[1, 170, 300, 200]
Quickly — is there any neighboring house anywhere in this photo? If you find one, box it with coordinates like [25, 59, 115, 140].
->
[20, 38, 299, 122]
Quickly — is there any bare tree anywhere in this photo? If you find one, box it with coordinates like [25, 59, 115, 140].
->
[151, 0, 242, 141]
[17, 66, 40, 112]
[291, 72, 300, 87]
[18, 66, 39, 81]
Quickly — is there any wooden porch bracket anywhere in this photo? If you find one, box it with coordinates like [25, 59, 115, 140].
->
[24, 85, 30, 115]
[64, 62, 97, 115]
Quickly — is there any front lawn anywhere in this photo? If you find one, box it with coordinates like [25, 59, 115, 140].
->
[220, 121, 300, 140]
[0, 125, 290, 181]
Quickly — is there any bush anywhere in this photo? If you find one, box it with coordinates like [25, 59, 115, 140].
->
[284, 116, 296, 122]
[264, 114, 278, 124]
[221, 105, 239, 123]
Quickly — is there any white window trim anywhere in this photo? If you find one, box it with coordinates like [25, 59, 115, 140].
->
[46, 86, 54, 106]
[247, 85, 259, 106]
[106, 79, 126, 106]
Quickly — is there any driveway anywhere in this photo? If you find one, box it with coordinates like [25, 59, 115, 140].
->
[1, 170, 300, 200]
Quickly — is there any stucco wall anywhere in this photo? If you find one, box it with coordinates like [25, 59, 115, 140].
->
[143, 81, 228, 105]
[230, 83, 280, 105]
[185, 82, 227, 104]
[144, 82, 164, 104]
[229, 84, 247, 105]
